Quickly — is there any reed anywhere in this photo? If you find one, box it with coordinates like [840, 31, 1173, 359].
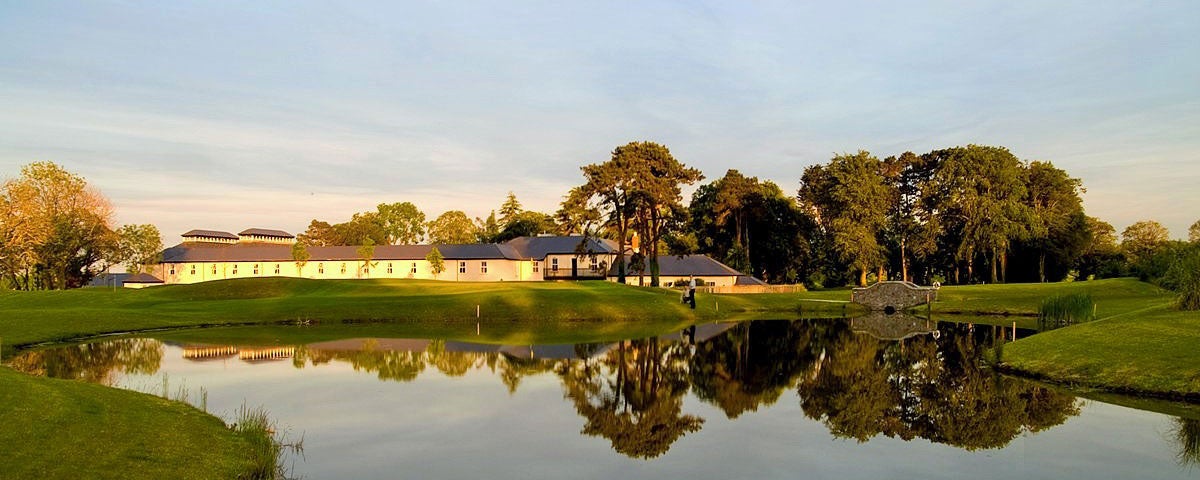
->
[1038, 293, 1095, 330]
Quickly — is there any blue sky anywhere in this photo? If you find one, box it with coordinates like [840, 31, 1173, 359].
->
[1, 1, 1197, 243]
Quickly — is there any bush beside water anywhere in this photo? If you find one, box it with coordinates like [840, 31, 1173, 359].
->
[1039, 293, 1095, 330]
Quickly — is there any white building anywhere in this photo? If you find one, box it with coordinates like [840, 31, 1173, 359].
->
[146, 228, 749, 287]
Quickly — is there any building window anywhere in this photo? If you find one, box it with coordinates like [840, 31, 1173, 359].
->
[480, 261, 488, 274]
[253, 264, 259, 275]
[551, 258, 559, 272]
[232, 264, 238, 275]
[411, 262, 418, 274]
[458, 261, 466, 274]
[387, 263, 393, 274]
[169, 265, 175, 275]
[274, 264, 280, 274]
[533, 260, 540, 273]
[362, 265, 369, 274]
[589, 257, 598, 272]
[340, 263, 347, 274]
[211, 265, 217, 275]
[318, 263, 324, 274]
[190, 265, 196, 275]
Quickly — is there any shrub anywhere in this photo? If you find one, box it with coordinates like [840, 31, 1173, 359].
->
[1163, 244, 1200, 311]
[1038, 293, 1095, 330]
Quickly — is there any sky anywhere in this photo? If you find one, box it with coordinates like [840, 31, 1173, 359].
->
[1, 1, 1197, 244]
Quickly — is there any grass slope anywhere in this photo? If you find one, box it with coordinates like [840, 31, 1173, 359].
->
[0, 367, 253, 479]
[1000, 305, 1200, 399]
[928, 278, 1175, 328]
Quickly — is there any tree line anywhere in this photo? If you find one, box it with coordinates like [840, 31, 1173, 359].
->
[0, 162, 161, 289]
[5, 145, 1199, 291]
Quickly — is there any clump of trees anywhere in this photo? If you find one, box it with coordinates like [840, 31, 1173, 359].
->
[0, 162, 161, 290]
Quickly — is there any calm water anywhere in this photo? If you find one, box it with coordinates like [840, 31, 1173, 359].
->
[11, 319, 1200, 479]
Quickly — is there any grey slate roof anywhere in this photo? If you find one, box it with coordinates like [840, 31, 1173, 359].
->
[181, 229, 239, 240]
[609, 254, 744, 277]
[736, 275, 767, 286]
[239, 228, 294, 238]
[161, 242, 523, 263]
[505, 235, 618, 260]
[124, 273, 164, 283]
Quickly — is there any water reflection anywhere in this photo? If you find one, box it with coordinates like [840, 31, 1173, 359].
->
[11, 318, 1196, 464]
[9, 338, 162, 385]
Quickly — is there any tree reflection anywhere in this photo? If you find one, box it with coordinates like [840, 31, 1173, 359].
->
[9, 339, 163, 385]
[560, 338, 703, 459]
[797, 322, 1080, 450]
[688, 321, 817, 418]
[1173, 417, 1200, 466]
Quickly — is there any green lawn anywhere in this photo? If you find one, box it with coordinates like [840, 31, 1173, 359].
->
[0, 278, 845, 352]
[999, 304, 1200, 399]
[0, 367, 255, 479]
[928, 278, 1176, 329]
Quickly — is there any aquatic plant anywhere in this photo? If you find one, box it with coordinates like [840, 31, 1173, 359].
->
[1172, 417, 1200, 467]
[232, 403, 304, 480]
[1038, 293, 1095, 330]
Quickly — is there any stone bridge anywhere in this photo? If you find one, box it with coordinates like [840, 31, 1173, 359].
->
[851, 281, 938, 313]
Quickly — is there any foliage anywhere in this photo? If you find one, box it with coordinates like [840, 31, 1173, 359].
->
[375, 201, 426, 244]
[427, 210, 478, 244]
[577, 141, 702, 287]
[499, 191, 522, 224]
[296, 212, 388, 246]
[495, 210, 555, 242]
[425, 246, 445, 278]
[691, 171, 813, 283]
[1190, 220, 1200, 244]
[1161, 242, 1200, 310]
[798, 151, 890, 286]
[356, 238, 376, 277]
[474, 210, 502, 243]
[1038, 293, 1095, 330]
[291, 241, 311, 275]
[554, 186, 601, 235]
[114, 224, 163, 275]
[0, 161, 116, 289]
[1121, 220, 1170, 267]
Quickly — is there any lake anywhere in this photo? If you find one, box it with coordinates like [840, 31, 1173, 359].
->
[11, 318, 1200, 479]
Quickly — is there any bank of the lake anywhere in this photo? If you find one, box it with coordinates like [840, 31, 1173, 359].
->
[0, 366, 256, 479]
[999, 304, 1200, 400]
[3, 277, 1196, 477]
[0, 278, 847, 351]
[0, 278, 843, 477]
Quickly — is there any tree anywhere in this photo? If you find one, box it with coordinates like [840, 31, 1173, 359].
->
[428, 210, 477, 244]
[1023, 161, 1085, 282]
[1189, 220, 1200, 243]
[376, 202, 426, 245]
[1121, 220, 1170, 266]
[114, 224, 162, 275]
[711, 170, 761, 271]
[921, 146, 1030, 284]
[0, 162, 116, 289]
[426, 246, 445, 278]
[588, 141, 702, 287]
[798, 151, 890, 286]
[499, 192, 523, 224]
[356, 238, 376, 278]
[474, 211, 501, 243]
[1076, 216, 1123, 279]
[555, 186, 601, 236]
[297, 220, 339, 246]
[495, 211, 555, 242]
[292, 241, 311, 277]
